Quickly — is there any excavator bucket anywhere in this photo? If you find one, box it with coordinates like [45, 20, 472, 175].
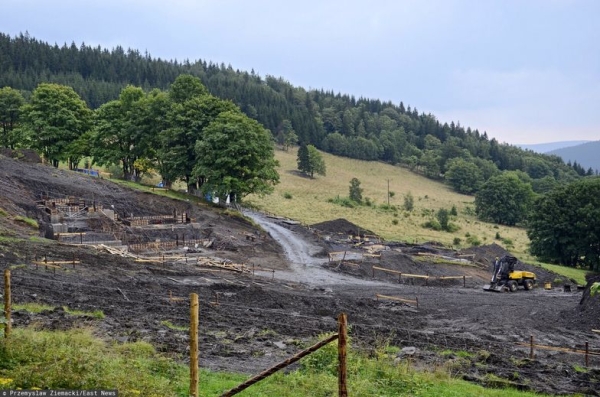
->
[483, 283, 506, 292]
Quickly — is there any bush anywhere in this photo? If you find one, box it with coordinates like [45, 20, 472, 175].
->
[107, 164, 123, 179]
[364, 197, 373, 206]
[453, 237, 462, 245]
[283, 192, 293, 199]
[502, 238, 513, 246]
[422, 219, 442, 231]
[495, 231, 501, 240]
[328, 197, 355, 208]
[403, 192, 414, 211]
[392, 219, 399, 225]
[466, 235, 481, 246]
[450, 205, 458, 216]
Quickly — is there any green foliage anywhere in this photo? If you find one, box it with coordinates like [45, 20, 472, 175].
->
[0, 208, 8, 217]
[14, 216, 38, 229]
[528, 177, 600, 270]
[349, 177, 363, 203]
[160, 320, 188, 331]
[590, 282, 600, 297]
[495, 231, 501, 240]
[466, 234, 482, 246]
[422, 218, 442, 231]
[453, 237, 462, 245]
[445, 158, 484, 194]
[403, 191, 414, 211]
[0, 86, 25, 149]
[475, 173, 534, 226]
[328, 196, 356, 208]
[283, 192, 293, 199]
[297, 144, 326, 178]
[20, 83, 92, 167]
[392, 219, 399, 225]
[62, 306, 105, 319]
[194, 110, 280, 201]
[436, 208, 450, 231]
[13, 303, 55, 313]
[449, 205, 457, 216]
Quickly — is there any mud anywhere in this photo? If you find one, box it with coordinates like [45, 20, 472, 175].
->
[1, 155, 600, 395]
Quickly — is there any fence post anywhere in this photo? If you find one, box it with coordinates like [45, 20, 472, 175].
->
[3, 269, 11, 338]
[338, 313, 348, 397]
[585, 342, 589, 367]
[529, 335, 534, 360]
[190, 293, 199, 397]
[463, 275, 466, 288]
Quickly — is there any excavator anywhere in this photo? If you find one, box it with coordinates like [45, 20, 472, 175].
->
[483, 255, 536, 292]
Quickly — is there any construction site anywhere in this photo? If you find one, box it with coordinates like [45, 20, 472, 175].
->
[1, 154, 600, 395]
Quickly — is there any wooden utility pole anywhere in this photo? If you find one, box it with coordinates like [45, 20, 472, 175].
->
[3, 269, 11, 338]
[190, 293, 199, 397]
[338, 313, 348, 397]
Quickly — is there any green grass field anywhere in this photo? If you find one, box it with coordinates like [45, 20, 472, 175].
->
[246, 149, 530, 255]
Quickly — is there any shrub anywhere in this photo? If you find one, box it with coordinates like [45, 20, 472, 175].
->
[422, 219, 442, 231]
[283, 192, 293, 199]
[450, 205, 458, 216]
[392, 219, 399, 225]
[453, 237, 462, 245]
[466, 235, 481, 246]
[107, 164, 123, 179]
[502, 238, 513, 246]
[403, 192, 414, 211]
[495, 231, 501, 240]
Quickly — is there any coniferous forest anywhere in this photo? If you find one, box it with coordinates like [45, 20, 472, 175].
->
[1, 31, 593, 186]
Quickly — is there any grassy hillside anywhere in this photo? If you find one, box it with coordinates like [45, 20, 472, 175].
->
[246, 148, 530, 256]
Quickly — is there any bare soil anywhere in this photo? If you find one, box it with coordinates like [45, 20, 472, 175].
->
[1, 155, 600, 395]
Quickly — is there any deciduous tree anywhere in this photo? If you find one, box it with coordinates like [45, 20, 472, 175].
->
[0, 87, 25, 148]
[193, 110, 279, 202]
[474, 173, 534, 225]
[21, 83, 92, 167]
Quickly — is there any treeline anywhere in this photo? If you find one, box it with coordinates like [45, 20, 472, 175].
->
[0, 32, 591, 194]
[1, 76, 279, 202]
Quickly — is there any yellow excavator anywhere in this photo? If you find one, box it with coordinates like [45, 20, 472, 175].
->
[483, 255, 536, 292]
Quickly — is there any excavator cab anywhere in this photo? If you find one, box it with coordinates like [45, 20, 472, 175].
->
[483, 255, 536, 292]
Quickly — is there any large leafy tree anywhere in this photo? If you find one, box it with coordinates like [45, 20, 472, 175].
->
[160, 88, 237, 192]
[528, 177, 600, 270]
[21, 83, 92, 167]
[92, 86, 165, 181]
[445, 158, 484, 194]
[474, 173, 534, 225]
[193, 110, 279, 202]
[0, 87, 25, 148]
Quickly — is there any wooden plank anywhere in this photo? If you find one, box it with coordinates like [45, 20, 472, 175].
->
[516, 342, 600, 356]
[375, 294, 418, 307]
[32, 261, 80, 265]
[438, 276, 473, 280]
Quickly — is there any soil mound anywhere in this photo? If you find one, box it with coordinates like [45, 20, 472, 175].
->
[311, 218, 375, 237]
[569, 274, 600, 330]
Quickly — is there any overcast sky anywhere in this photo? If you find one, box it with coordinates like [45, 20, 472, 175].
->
[3, 0, 599, 144]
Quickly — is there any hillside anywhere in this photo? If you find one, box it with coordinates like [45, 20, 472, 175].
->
[517, 140, 591, 153]
[246, 148, 530, 256]
[0, 31, 583, 186]
[548, 140, 600, 173]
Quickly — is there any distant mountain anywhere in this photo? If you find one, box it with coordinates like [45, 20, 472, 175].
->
[517, 141, 591, 153]
[548, 141, 600, 173]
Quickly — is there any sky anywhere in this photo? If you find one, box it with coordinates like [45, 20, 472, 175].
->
[2, 0, 599, 144]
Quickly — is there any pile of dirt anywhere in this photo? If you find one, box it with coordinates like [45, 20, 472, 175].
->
[310, 218, 375, 237]
[565, 274, 600, 331]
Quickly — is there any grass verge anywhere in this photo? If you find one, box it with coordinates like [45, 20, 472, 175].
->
[62, 306, 106, 319]
[0, 327, 547, 397]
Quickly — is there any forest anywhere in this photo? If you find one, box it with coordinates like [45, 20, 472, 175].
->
[1, 31, 599, 269]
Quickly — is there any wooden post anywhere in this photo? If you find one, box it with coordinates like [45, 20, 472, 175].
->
[190, 293, 199, 397]
[338, 313, 348, 397]
[463, 275, 466, 288]
[4, 269, 11, 338]
[585, 342, 589, 367]
[529, 335, 534, 360]
[72, 254, 76, 268]
[80, 232, 83, 244]
[415, 297, 419, 309]
[372, 265, 375, 278]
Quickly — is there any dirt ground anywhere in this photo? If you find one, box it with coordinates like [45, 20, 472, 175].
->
[1, 155, 600, 395]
